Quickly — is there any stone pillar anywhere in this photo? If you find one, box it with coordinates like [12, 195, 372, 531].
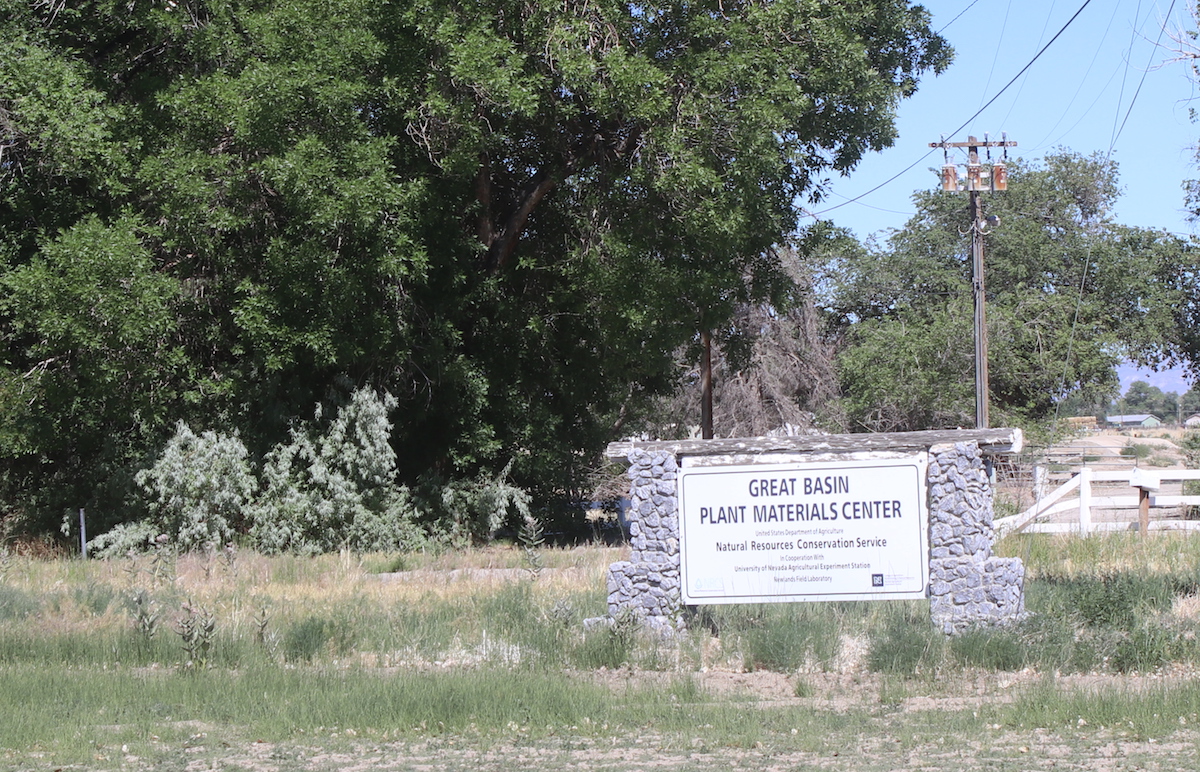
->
[604, 449, 684, 633]
[927, 442, 1025, 634]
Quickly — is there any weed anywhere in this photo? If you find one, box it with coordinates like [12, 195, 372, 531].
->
[149, 535, 176, 585]
[176, 600, 216, 667]
[254, 606, 272, 647]
[222, 542, 238, 576]
[128, 589, 161, 653]
[518, 512, 545, 581]
[574, 608, 637, 670]
[550, 597, 577, 624]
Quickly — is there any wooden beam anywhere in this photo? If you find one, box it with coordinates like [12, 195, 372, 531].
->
[605, 428, 1024, 459]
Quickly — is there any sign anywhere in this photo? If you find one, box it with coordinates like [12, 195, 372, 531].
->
[678, 455, 928, 604]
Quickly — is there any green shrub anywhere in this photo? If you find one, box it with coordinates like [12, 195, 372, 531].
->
[92, 423, 257, 555]
[430, 462, 532, 545]
[1120, 443, 1153, 459]
[1064, 574, 1173, 629]
[1013, 611, 1094, 673]
[1111, 625, 1175, 673]
[1179, 431, 1200, 466]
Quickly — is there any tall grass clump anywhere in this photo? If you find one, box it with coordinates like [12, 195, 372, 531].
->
[572, 607, 639, 669]
[948, 627, 1026, 671]
[999, 533, 1200, 673]
[703, 603, 842, 672]
[866, 602, 945, 676]
[0, 584, 39, 620]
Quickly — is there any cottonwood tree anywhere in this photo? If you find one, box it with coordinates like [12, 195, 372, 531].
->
[825, 151, 1199, 432]
[0, 0, 949, 532]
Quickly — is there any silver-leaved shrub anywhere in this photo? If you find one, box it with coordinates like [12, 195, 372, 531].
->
[435, 461, 532, 545]
[247, 387, 424, 554]
[92, 422, 257, 556]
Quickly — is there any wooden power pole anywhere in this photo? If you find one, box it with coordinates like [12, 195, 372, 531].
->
[700, 329, 713, 439]
[929, 134, 1016, 430]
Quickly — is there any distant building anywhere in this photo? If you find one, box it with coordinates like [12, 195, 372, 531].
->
[1106, 414, 1163, 429]
[1184, 414, 1200, 429]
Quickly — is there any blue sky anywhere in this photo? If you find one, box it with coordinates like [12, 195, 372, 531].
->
[817, 0, 1199, 396]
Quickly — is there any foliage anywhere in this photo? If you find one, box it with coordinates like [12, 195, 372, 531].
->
[1120, 443, 1154, 460]
[1116, 380, 1178, 420]
[88, 520, 163, 559]
[0, 0, 950, 532]
[1180, 431, 1200, 467]
[431, 463, 533, 546]
[823, 151, 1198, 432]
[248, 388, 424, 555]
[133, 422, 256, 552]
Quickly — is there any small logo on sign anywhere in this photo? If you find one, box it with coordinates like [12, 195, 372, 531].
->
[871, 574, 884, 587]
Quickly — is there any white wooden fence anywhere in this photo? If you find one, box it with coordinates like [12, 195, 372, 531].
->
[994, 468, 1200, 536]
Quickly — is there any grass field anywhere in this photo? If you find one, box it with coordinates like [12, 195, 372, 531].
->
[3, 534, 1200, 770]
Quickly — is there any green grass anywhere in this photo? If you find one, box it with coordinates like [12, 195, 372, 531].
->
[6, 540, 1200, 769]
[1004, 676, 1200, 741]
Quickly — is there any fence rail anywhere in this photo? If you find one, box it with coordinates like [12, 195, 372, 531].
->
[994, 468, 1200, 537]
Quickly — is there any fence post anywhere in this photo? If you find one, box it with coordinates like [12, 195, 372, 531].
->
[1078, 467, 1092, 532]
[1129, 469, 1160, 536]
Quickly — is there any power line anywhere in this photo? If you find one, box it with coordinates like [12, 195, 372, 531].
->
[811, 0, 1095, 220]
[1057, 0, 1179, 418]
[1109, 0, 1178, 153]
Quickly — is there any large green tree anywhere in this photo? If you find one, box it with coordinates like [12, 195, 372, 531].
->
[825, 151, 1198, 433]
[1, 0, 949, 531]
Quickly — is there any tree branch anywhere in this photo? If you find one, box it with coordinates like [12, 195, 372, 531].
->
[482, 168, 557, 272]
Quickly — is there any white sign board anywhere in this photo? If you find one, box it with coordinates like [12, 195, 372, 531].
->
[678, 455, 929, 604]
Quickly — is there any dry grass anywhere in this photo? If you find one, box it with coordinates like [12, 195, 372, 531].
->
[6, 541, 1200, 770]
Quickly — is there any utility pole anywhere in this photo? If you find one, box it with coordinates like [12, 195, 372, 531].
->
[700, 329, 713, 439]
[929, 134, 1016, 429]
